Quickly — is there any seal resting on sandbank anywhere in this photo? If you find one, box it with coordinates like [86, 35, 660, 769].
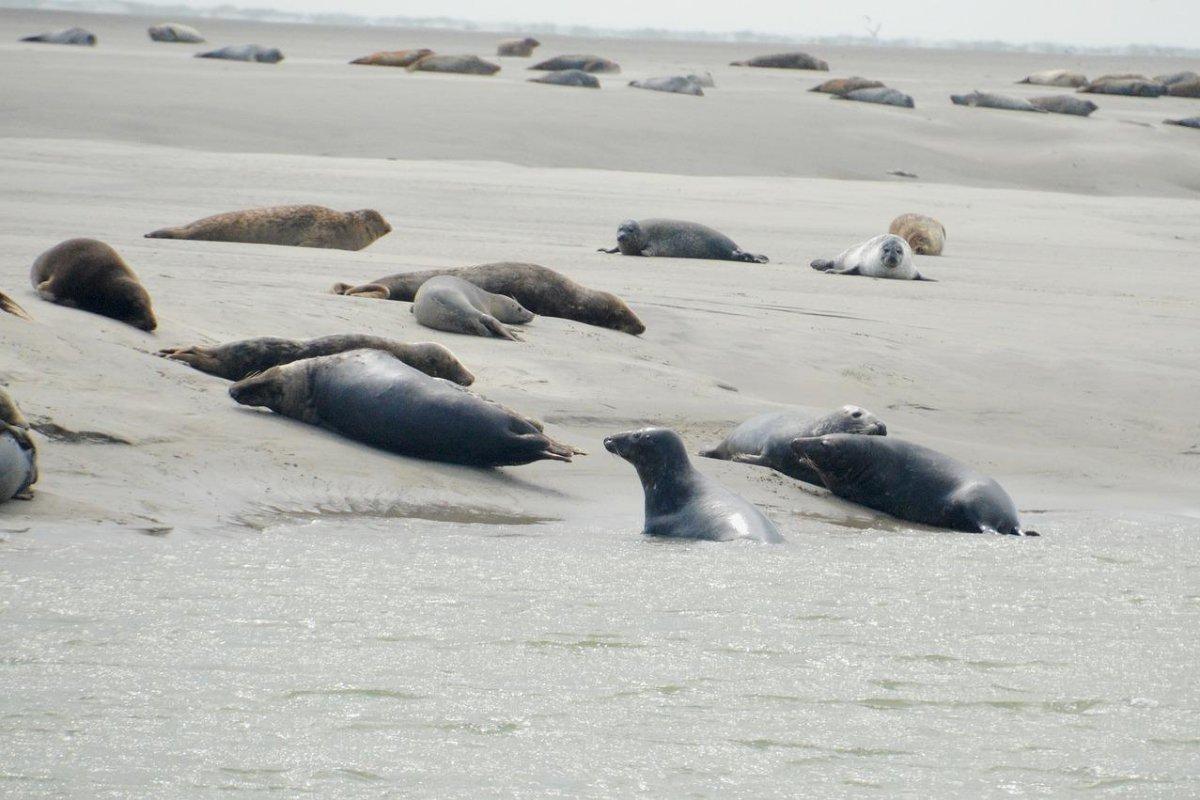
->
[146, 205, 391, 250]
[30, 238, 157, 330]
[412, 275, 534, 341]
[600, 219, 768, 263]
[811, 234, 934, 281]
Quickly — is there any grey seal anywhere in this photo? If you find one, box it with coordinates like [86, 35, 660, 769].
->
[31, 239, 157, 330]
[497, 37, 539, 57]
[1166, 79, 1200, 98]
[811, 77, 885, 95]
[1156, 71, 1200, 87]
[605, 427, 783, 543]
[1, 290, 31, 320]
[1078, 77, 1166, 97]
[951, 91, 1046, 112]
[1164, 117, 1200, 129]
[629, 76, 704, 96]
[0, 388, 37, 503]
[229, 349, 579, 467]
[146, 205, 391, 250]
[196, 44, 283, 63]
[1017, 69, 1088, 88]
[412, 275, 534, 341]
[600, 219, 768, 264]
[528, 70, 600, 88]
[530, 55, 620, 74]
[148, 23, 205, 43]
[889, 214, 946, 255]
[408, 54, 500, 75]
[1028, 95, 1099, 116]
[811, 233, 934, 281]
[792, 434, 1038, 536]
[730, 52, 828, 71]
[20, 27, 95, 45]
[835, 87, 914, 108]
[700, 406, 887, 486]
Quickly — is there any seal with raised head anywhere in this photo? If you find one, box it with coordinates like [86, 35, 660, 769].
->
[146, 205, 390, 250]
[196, 45, 283, 63]
[700, 406, 887, 486]
[351, 49, 433, 67]
[835, 87, 914, 108]
[629, 76, 704, 96]
[412, 275, 534, 341]
[158, 334, 474, 385]
[1028, 95, 1099, 116]
[31, 239, 157, 330]
[811, 77, 884, 95]
[811, 234, 933, 281]
[1164, 117, 1200, 129]
[529, 69, 600, 88]
[0, 388, 37, 503]
[606, 427, 783, 543]
[731, 52, 828, 71]
[1, 290, 31, 320]
[889, 213, 946, 256]
[148, 23, 204, 43]
[20, 27, 95, 45]
[408, 54, 500, 75]
[951, 91, 1046, 112]
[1078, 76, 1166, 97]
[1018, 69, 1088, 88]
[600, 219, 768, 264]
[331, 262, 645, 335]
[229, 349, 578, 467]
[792, 435, 1038, 536]
[498, 37, 539, 57]
[530, 55, 620, 74]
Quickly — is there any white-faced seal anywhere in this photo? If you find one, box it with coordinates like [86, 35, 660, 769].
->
[811, 234, 933, 281]
[530, 55, 620, 74]
[229, 349, 577, 467]
[1, 290, 31, 320]
[811, 77, 884, 95]
[529, 70, 600, 88]
[498, 37, 539, 57]
[1028, 95, 1099, 116]
[408, 54, 500, 75]
[331, 263, 645, 335]
[600, 219, 768, 264]
[196, 45, 283, 63]
[730, 52, 828, 71]
[835, 87, 914, 108]
[792, 435, 1037, 536]
[629, 76, 704, 96]
[700, 406, 887, 486]
[889, 213, 946, 256]
[0, 388, 37, 503]
[950, 92, 1047, 112]
[148, 23, 204, 43]
[605, 427, 783, 543]
[1018, 69, 1088, 88]
[31, 239, 157, 331]
[1078, 76, 1166, 97]
[158, 335, 474, 385]
[412, 275, 534, 341]
[146, 205, 390, 250]
[1164, 117, 1200, 129]
[351, 49, 433, 67]
[20, 27, 95, 46]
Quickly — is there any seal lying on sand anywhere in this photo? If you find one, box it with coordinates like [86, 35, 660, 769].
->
[158, 335, 474, 385]
[146, 205, 391, 250]
[412, 276, 534, 341]
[498, 37, 539, 57]
[1157, 71, 1199, 86]
[331, 263, 645, 335]
[835, 87, 914, 108]
[21, 27, 95, 45]
[811, 77, 884, 95]
[31, 239, 157, 330]
[686, 72, 715, 87]
[148, 23, 204, 43]
[1029, 95, 1099, 116]
[731, 52, 828, 71]
[629, 76, 704, 96]
[811, 234, 933, 281]
[793, 435, 1037, 536]
[600, 219, 768, 263]
[196, 44, 283, 63]
[889, 213, 946, 255]
[606, 427, 783, 543]
[1, 290, 31, 320]
[700, 406, 887, 486]
[408, 54, 500, 75]
[0, 389, 37, 503]
[1018, 69, 1087, 88]
[1078, 76, 1166, 97]
[1166, 79, 1200, 98]
[530, 55, 620, 74]
[1164, 117, 1200, 129]
[351, 49, 433, 67]
[230, 349, 578, 467]
[529, 69, 600, 88]
[951, 91, 1046, 112]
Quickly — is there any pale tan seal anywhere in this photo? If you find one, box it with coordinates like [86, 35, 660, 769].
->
[811, 77, 884, 95]
[30, 239, 157, 331]
[21, 27, 95, 45]
[351, 49, 433, 67]
[412, 275, 534, 341]
[148, 23, 204, 43]
[146, 205, 391, 251]
[497, 37, 539, 57]
[889, 214, 946, 256]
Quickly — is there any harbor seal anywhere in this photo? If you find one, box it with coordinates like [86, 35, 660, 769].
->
[686, 72, 715, 88]
[950, 91, 1046, 112]
[792, 435, 1038, 536]
[0, 388, 37, 503]
[811, 234, 933, 281]
[600, 219, 768, 263]
[351, 49, 433, 67]
[1078, 77, 1166, 97]
[605, 427, 783, 543]
[1, 290, 31, 320]
[700, 406, 887, 486]
[1164, 117, 1200, 129]
[1028, 95, 1099, 116]
[530, 55, 620, 74]
[497, 37, 539, 57]
[1018, 69, 1087, 88]
[158, 335, 474, 385]
[408, 54, 500, 75]
[529, 69, 600, 88]
[196, 45, 283, 63]
[730, 52, 828, 71]
[20, 27, 95, 45]
[835, 87, 914, 108]
[811, 77, 884, 95]
[331, 263, 645, 335]
[1167, 79, 1200, 98]
[30, 239, 157, 331]
[148, 23, 204, 43]
[629, 76, 704, 96]
[229, 349, 578, 467]
[146, 205, 390, 250]
[412, 275, 534, 341]
[1157, 71, 1199, 86]
[889, 213, 946, 256]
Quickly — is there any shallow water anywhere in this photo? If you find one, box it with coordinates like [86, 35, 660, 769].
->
[1, 513, 1197, 799]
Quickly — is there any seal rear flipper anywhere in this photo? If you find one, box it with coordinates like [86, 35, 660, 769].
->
[810, 259, 835, 272]
[144, 227, 183, 239]
[731, 453, 768, 467]
[335, 283, 390, 299]
[734, 251, 769, 264]
[697, 446, 726, 460]
[598, 246, 620, 254]
[0, 291, 32, 321]
[528, 434, 578, 462]
[478, 316, 521, 341]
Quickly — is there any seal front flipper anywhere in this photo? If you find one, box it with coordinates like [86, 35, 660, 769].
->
[598, 246, 620, 254]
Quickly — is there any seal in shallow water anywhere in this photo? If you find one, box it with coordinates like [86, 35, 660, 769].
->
[811, 234, 933, 281]
[529, 69, 600, 88]
[229, 349, 578, 467]
[605, 427, 783, 543]
[600, 219, 768, 263]
[146, 205, 391, 250]
[30, 239, 157, 330]
[148, 23, 204, 43]
[0, 388, 37, 503]
[196, 44, 283, 63]
[351, 49, 433, 67]
[1018, 69, 1087, 88]
[792, 434, 1038, 536]
[889, 213, 946, 255]
[730, 52, 828, 71]
[530, 55, 620, 73]
[412, 275, 534, 341]
[497, 37, 539, 57]
[951, 91, 1046, 112]
[20, 27, 95, 45]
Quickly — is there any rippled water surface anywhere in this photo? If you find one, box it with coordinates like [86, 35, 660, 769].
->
[2, 514, 1198, 798]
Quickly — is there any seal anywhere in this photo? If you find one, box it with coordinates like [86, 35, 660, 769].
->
[30, 238, 157, 330]
[530, 55, 620, 74]
[1028, 95, 1099, 116]
[148, 23, 205, 43]
[792, 434, 1038, 536]
[497, 37, 539, 57]
[605, 427, 783, 543]
[158, 334, 475, 385]
[20, 27, 95, 45]
[146, 205, 391, 251]
[196, 45, 283, 63]
[1, 290, 31, 320]
[1166, 79, 1200, 98]
[730, 52, 828, 71]
[412, 275, 534, 341]
[229, 349, 578, 467]
[0, 388, 37, 503]
[629, 76, 704, 96]
[1017, 69, 1088, 88]
[1164, 117, 1200, 129]
[700, 406, 887, 486]
[811, 233, 933, 281]
[330, 262, 645, 335]
[835, 87, 914, 108]
[811, 77, 884, 95]
[889, 213, 946, 256]
[408, 54, 500, 75]
[1078, 76, 1166, 97]
[686, 72, 715, 88]
[529, 69, 600, 88]
[950, 91, 1046, 112]
[1157, 71, 1200, 87]
[599, 219, 768, 263]
[351, 49, 433, 67]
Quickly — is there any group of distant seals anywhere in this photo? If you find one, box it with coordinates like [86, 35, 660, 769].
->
[148, 23, 205, 43]
[600, 219, 768, 264]
[0, 389, 37, 504]
[31, 239, 157, 331]
[20, 27, 95, 45]
[197, 44, 283, 63]
[146, 205, 391, 251]
[812, 234, 933, 281]
[412, 276, 534, 341]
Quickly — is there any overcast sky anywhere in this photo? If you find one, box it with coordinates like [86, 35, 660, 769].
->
[162, 0, 1198, 47]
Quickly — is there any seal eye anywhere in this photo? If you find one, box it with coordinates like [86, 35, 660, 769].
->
[851, 410, 863, 418]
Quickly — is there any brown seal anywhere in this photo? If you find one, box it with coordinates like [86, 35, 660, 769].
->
[351, 49, 433, 67]
[888, 213, 946, 256]
[731, 52, 828, 71]
[331, 262, 645, 335]
[1, 290, 31, 320]
[1017, 70, 1088, 88]
[145, 205, 391, 251]
[30, 239, 157, 331]
[497, 37, 539, 57]
[810, 77, 884, 95]
[158, 334, 475, 385]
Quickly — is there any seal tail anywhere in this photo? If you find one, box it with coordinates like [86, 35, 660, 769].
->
[539, 437, 580, 462]
[331, 282, 389, 299]
[0, 291, 32, 321]
[697, 446, 724, 460]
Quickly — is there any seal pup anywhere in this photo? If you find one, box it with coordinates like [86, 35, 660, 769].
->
[196, 45, 283, 63]
[605, 427, 783, 543]
[600, 219, 768, 263]
[792, 435, 1037, 536]
[158, 335, 474, 385]
[351, 49, 433, 67]
[529, 70, 600, 88]
[889, 214, 946, 256]
[811, 77, 884, 95]
[146, 205, 391, 250]
[811, 234, 933, 281]
[408, 54, 500, 75]
[530, 55, 620, 74]
[835, 87, 914, 108]
[730, 52, 828, 71]
[0, 388, 37, 503]
[1164, 117, 1200, 129]
[229, 349, 578, 467]
[148, 23, 205, 43]
[20, 27, 95, 46]
[498, 37, 539, 57]
[30, 239, 157, 330]
[1017, 69, 1087, 88]
[331, 263, 645, 335]
[1028, 95, 1099, 116]
[950, 91, 1046, 112]
[629, 76, 704, 96]
[700, 406, 887, 486]
[1078, 77, 1166, 97]
[412, 275, 534, 341]
[1, 290, 31, 321]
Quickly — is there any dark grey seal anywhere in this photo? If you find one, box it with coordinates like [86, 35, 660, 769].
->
[600, 219, 768, 264]
[0, 389, 37, 503]
[835, 87, 914, 108]
[605, 427, 783, 543]
[412, 275, 534, 341]
[148, 23, 204, 43]
[792, 435, 1037, 536]
[530, 55, 620, 74]
[229, 349, 578, 467]
[196, 45, 283, 63]
[700, 406, 887, 485]
[629, 76, 704, 96]
[1078, 77, 1166, 97]
[21, 27, 95, 45]
[529, 69, 600, 88]
[1164, 117, 1200, 129]
[730, 52, 828, 71]
[1029, 95, 1098, 116]
[950, 91, 1046, 112]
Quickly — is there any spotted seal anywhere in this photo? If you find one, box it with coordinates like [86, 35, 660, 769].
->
[600, 219, 768, 264]
[412, 275, 534, 341]
[1164, 117, 1200, 129]
[1028, 95, 1099, 116]
[889, 213, 946, 255]
[146, 205, 390, 250]
[529, 69, 600, 88]
[811, 233, 933, 281]
[408, 54, 500, 75]
[1078, 76, 1166, 97]
[629, 76, 704, 96]
[1017, 69, 1088, 88]
[30, 239, 157, 330]
[835, 87, 914, 108]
